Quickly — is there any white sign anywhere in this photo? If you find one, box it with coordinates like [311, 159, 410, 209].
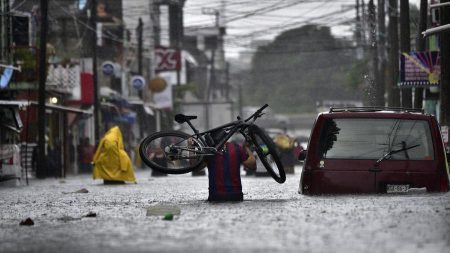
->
[153, 73, 173, 109]
[441, 126, 449, 144]
[130, 75, 145, 90]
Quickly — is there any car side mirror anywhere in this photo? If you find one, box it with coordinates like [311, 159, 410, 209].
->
[298, 150, 307, 161]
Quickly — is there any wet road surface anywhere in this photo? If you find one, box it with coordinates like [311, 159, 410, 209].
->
[1, 168, 449, 253]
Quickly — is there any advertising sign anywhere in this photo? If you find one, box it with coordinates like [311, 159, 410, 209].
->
[102, 61, 115, 76]
[155, 46, 181, 72]
[153, 73, 173, 109]
[399, 51, 440, 88]
[130, 75, 145, 90]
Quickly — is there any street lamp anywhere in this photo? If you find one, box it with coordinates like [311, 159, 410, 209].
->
[422, 2, 450, 37]
[422, 24, 450, 37]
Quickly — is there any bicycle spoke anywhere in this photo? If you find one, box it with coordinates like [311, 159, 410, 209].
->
[139, 131, 206, 174]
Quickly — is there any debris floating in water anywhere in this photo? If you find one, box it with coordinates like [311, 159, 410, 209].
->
[163, 213, 174, 220]
[146, 205, 181, 217]
[84, 212, 97, 218]
[19, 218, 34, 226]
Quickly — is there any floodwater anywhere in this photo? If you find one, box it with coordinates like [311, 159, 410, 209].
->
[0, 167, 449, 253]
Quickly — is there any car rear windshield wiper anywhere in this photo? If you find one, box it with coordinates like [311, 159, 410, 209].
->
[374, 144, 420, 165]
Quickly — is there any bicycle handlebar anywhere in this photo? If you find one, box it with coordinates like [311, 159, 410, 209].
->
[245, 104, 269, 122]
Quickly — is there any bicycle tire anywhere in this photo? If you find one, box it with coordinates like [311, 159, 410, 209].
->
[139, 131, 206, 174]
[249, 125, 286, 183]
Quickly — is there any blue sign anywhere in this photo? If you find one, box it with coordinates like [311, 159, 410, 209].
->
[0, 67, 13, 88]
[78, 0, 87, 9]
[131, 76, 145, 90]
[102, 61, 115, 76]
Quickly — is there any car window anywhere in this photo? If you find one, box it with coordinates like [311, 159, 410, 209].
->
[318, 118, 434, 160]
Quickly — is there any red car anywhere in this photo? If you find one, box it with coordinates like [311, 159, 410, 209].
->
[298, 107, 450, 194]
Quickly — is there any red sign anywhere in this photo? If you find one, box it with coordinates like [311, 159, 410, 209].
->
[155, 46, 181, 72]
[80, 73, 94, 105]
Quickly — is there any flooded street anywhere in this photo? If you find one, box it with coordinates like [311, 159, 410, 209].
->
[1, 1, 450, 252]
[1, 168, 449, 253]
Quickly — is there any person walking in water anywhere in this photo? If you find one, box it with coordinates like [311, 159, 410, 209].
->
[191, 129, 256, 201]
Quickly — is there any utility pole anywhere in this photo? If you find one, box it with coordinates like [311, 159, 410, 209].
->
[440, 0, 450, 127]
[137, 17, 143, 98]
[355, 0, 362, 51]
[37, 0, 48, 179]
[414, 0, 427, 109]
[377, 0, 386, 106]
[91, 0, 100, 144]
[202, 7, 220, 130]
[169, 3, 183, 87]
[361, 0, 367, 46]
[225, 62, 230, 100]
[400, 0, 412, 108]
[368, 0, 381, 106]
[137, 17, 144, 139]
[387, 0, 400, 107]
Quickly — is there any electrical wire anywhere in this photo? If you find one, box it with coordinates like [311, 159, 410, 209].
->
[13, 0, 361, 58]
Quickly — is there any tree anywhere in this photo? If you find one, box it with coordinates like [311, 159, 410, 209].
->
[244, 24, 362, 113]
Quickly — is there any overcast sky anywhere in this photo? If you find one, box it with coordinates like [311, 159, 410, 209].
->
[183, 0, 422, 58]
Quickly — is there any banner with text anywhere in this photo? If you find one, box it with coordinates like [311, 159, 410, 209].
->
[399, 51, 440, 88]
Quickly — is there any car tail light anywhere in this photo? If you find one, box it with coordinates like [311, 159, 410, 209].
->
[440, 175, 450, 192]
[8, 157, 14, 165]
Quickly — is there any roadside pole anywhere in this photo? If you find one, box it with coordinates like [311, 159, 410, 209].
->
[137, 17, 144, 138]
[439, 0, 450, 148]
[37, 0, 48, 179]
[377, 0, 386, 106]
[91, 0, 100, 145]
[368, 0, 381, 106]
[137, 18, 143, 97]
[387, 0, 400, 107]
[400, 0, 412, 108]
[414, 0, 428, 109]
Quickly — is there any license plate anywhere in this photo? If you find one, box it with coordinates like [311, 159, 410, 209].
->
[386, 184, 409, 193]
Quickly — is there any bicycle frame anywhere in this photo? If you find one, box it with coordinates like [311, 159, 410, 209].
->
[181, 104, 268, 154]
[185, 119, 250, 154]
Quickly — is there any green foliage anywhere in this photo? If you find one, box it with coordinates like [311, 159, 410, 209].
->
[346, 57, 369, 90]
[173, 82, 199, 100]
[13, 48, 38, 82]
[244, 24, 362, 113]
[13, 48, 37, 70]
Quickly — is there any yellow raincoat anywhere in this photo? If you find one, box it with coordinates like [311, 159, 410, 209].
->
[93, 126, 136, 182]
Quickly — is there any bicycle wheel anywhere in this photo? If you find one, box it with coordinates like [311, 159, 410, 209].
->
[139, 131, 206, 174]
[249, 125, 286, 183]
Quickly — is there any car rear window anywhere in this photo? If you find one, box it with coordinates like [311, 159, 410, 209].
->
[318, 118, 434, 160]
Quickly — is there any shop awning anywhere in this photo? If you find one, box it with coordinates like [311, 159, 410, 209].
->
[0, 100, 92, 114]
[0, 100, 30, 108]
[29, 101, 92, 114]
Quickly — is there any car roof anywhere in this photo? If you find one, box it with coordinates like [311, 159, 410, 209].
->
[319, 107, 433, 120]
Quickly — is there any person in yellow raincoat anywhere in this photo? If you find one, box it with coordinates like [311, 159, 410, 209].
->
[93, 126, 136, 184]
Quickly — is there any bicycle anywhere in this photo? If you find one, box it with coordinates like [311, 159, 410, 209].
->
[139, 104, 286, 183]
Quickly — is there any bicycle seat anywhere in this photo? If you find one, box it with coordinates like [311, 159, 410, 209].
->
[174, 114, 197, 123]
